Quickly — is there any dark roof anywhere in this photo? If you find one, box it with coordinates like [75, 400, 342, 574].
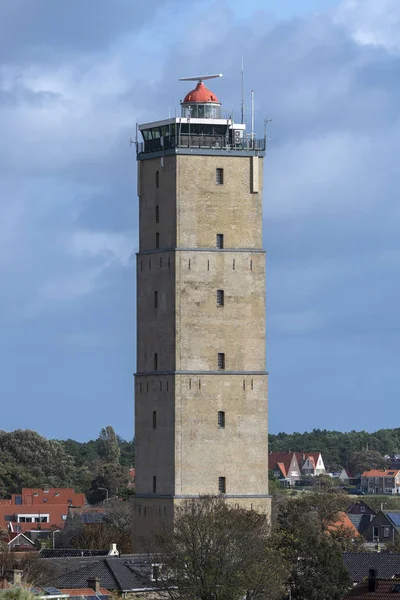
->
[40, 549, 109, 559]
[47, 556, 152, 592]
[343, 553, 400, 583]
[347, 514, 374, 534]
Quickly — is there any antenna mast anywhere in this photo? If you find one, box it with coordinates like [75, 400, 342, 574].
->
[241, 57, 245, 124]
[251, 90, 255, 145]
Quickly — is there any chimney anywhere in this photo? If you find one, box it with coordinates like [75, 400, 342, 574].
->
[12, 570, 23, 586]
[87, 578, 100, 594]
[368, 569, 377, 593]
[108, 543, 119, 556]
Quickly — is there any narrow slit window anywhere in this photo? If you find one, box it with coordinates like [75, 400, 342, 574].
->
[154, 291, 158, 309]
[243, 380, 246, 390]
[146, 382, 149, 392]
[217, 290, 224, 306]
[207, 260, 210, 271]
[156, 232, 160, 248]
[233, 259, 235, 270]
[149, 258, 151, 270]
[168, 257, 171, 268]
[159, 257, 162, 268]
[251, 379, 254, 390]
[216, 234, 224, 249]
[153, 411, 157, 429]
[155, 205, 159, 223]
[139, 383, 142, 393]
[155, 171, 159, 188]
[218, 411, 225, 428]
[166, 381, 169, 391]
[188, 259, 191, 270]
[250, 259, 253, 271]
[140, 260, 143, 271]
[218, 353, 225, 370]
[160, 381, 162, 391]
[218, 477, 226, 494]
[189, 379, 192, 390]
[153, 476, 157, 493]
[154, 353, 158, 371]
[199, 379, 201, 390]
[216, 168, 224, 185]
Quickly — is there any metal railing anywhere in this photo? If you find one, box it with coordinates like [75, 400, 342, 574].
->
[137, 135, 265, 155]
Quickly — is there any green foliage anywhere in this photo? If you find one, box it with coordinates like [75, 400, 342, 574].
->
[156, 496, 288, 600]
[0, 428, 134, 501]
[269, 427, 400, 470]
[0, 590, 36, 600]
[276, 492, 353, 600]
[347, 449, 386, 475]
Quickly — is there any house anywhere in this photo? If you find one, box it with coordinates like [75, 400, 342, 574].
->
[43, 554, 161, 598]
[0, 488, 85, 543]
[343, 552, 400, 584]
[295, 452, 326, 476]
[341, 570, 400, 598]
[361, 470, 400, 495]
[346, 501, 376, 534]
[328, 512, 359, 539]
[6, 532, 36, 552]
[363, 511, 400, 544]
[268, 452, 301, 486]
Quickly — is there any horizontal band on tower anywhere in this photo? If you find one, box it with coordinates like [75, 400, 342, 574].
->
[134, 493, 272, 499]
[135, 370, 268, 377]
[136, 247, 265, 256]
[137, 148, 266, 160]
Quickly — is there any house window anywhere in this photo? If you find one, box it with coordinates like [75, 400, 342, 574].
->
[218, 411, 225, 428]
[217, 290, 224, 306]
[151, 564, 161, 581]
[156, 171, 159, 188]
[360, 506, 365, 513]
[155, 205, 159, 223]
[373, 526, 379, 539]
[250, 259, 253, 270]
[216, 234, 224, 249]
[154, 353, 158, 371]
[15, 496, 22, 505]
[218, 477, 226, 494]
[383, 526, 390, 538]
[153, 411, 157, 429]
[216, 168, 224, 185]
[156, 232, 160, 248]
[218, 353, 225, 370]
[154, 291, 158, 309]
[153, 476, 157, 493]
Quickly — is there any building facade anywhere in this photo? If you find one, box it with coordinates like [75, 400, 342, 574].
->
[133, 77, 270, 550]
[361, 470, 400, 494]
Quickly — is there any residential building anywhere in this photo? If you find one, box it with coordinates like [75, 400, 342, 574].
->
[343, 553, 400, 584]
[133, 75, 269, 550]
[361, 470, 400, 494]
[0, 488, 85, 538]
[295, 452, 326, 476]
[268, 452, 301, 486]
[341, 572, 400, 599]
[45, 555, 159, 597]
[346, 501, 376, 534]
[363, 510, 400, 544]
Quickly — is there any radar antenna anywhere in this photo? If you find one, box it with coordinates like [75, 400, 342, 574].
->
[179, 74, 223, 82]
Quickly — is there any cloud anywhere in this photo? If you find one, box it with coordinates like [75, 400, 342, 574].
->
[335, 0, 400, 51]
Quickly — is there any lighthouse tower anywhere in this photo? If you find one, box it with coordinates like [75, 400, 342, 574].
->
[133, 75, 270, 550]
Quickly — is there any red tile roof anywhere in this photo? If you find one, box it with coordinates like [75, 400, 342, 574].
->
[362, 470, 400, 478]
[343, 579, 400, 598]
[328, 512, 359, 537]
[268, 452, 297, 476]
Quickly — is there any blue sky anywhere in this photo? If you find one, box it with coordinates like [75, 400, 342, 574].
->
[1, 0, 399, 442]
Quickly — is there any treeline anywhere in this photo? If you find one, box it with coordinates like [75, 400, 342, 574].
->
[269, 428, 400, 471]
[0, 427, 134, 502]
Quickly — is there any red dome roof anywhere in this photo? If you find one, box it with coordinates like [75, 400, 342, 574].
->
[183, 81, 220, 104]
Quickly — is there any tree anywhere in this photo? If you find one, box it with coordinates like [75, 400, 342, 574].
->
[277, 492, 352, 600]
[0, 591, 36, 600]
[97, 426, 120, 465]
[151, 496, 288, 600]
[86, 462, 130, 504]
[59, 499, 133, 553]
[347, 450, 386, 475]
